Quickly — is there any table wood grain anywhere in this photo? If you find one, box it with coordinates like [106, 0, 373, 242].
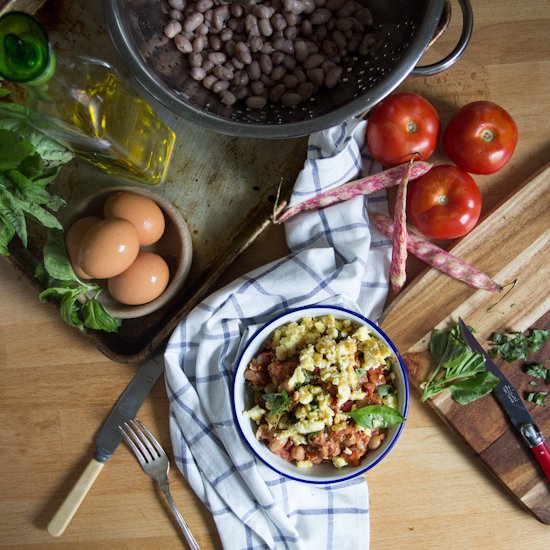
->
[1, 1, 550, 548]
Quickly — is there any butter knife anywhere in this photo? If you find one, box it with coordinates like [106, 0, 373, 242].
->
[47, 350, 165, 536]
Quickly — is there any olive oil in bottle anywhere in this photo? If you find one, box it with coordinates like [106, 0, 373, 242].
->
[0, 11, 175, 185]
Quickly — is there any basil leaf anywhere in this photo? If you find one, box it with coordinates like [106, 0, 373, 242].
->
[347, 405, 405, 429]
[429, 328, 451, 362]
[0, 129, 34, 170]
[38, 285, 75, 301]
[42, 230, 77, 281]
[81, 298, 121, 333]
[450, 371, 500, 405]
[16, 152, 43, 179]
[0, 220, 15, 255]
[0, 88, 10, 98]
[7, 169, 65, 210]
[0, 186, 27, 246]
[60, 289, 83, 328]
[31, 166, 60, 188]
[0, 103, 74, 167]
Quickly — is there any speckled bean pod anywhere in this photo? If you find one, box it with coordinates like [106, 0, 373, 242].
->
[370, 212, 502, 292]
[277, 162, 432, 224]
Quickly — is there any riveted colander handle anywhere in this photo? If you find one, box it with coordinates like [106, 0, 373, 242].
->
[412, 0, 474, 76]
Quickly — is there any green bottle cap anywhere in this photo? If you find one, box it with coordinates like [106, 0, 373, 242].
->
[0, 11, 55, 84]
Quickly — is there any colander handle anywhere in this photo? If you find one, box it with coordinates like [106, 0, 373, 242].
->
[412, 0, 474, 76]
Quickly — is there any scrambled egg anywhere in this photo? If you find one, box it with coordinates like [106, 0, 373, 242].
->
[245, 315, 397, 457]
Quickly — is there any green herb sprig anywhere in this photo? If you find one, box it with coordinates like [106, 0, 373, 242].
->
[36, 230, 121, 333]
[0, 99, 73, 255]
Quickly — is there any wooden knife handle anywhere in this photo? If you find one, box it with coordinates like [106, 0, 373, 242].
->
[530, 440, 550, 482]
[47, 458, 104, 537]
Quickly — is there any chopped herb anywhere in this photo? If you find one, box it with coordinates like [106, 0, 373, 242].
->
[489, 329, 548, 362]
[526, 391, 548, 407]
[346, 405, 404, 429]
[307, 431, 319, 442]
[376, 384, 393, 397]
[529, 380, 538, 387]
[525, 363, 550, 383]
[355, 367, 366, 379]
[263, 391, 291, 423]
[295, 371, 311, 388]
[421, 324, 499, 404]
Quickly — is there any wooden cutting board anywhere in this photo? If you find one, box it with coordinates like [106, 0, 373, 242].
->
[380, 163, 550, 523]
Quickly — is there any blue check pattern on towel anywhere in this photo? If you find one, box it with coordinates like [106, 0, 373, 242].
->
[164, 119, 392, 550]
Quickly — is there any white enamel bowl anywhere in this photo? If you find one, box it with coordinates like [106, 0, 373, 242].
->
[233, 305, 409, 484]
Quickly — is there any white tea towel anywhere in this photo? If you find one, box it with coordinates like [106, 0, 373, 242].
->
[164, 118, 392, 550]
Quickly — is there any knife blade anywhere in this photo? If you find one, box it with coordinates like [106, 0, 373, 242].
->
[458, 318, 550, 482]
[47, 350, 165, 537]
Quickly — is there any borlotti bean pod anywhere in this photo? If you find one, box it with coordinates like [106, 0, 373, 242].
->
[103, 0, 472, 138]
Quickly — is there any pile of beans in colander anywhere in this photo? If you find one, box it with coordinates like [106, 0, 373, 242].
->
[164, 0, 379, 109]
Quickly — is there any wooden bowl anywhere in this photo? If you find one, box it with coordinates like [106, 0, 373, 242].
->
[66, 185, 192, 319]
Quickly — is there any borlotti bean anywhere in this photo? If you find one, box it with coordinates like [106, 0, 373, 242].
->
[164, 0, 380, 110]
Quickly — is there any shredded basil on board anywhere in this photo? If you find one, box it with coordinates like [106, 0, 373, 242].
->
[525, 363, 550, 383]
[489, 329, 548, 362]
[526, 391, 548, 407]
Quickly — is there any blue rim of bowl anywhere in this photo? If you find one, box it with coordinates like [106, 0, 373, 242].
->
[232, 304, 410, 484]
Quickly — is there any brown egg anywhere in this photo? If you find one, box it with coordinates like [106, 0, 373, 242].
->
[78, 218, 140, 279]
[107, 251, 170, 305]
[65, 216, 101, 280]
[103, 191, 166, 246]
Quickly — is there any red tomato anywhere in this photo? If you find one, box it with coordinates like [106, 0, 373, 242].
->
[366, 92, 440, 167]
[407, 165, 482, 239]
[443, 101, 518, 174]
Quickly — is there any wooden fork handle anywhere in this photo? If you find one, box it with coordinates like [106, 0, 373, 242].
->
[47, 458, 104, 537]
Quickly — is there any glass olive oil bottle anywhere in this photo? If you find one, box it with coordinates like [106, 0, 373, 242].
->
[0, 11, 175, 185]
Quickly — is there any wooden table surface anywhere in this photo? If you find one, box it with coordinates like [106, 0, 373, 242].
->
[1, 1, 549, 548]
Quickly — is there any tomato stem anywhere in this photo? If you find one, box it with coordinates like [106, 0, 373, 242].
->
[481, 128, 495, 142]
[438, 195, 449, 206]
[406, 120, 418, 134]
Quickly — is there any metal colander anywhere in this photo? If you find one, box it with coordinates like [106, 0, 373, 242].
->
[103, 0, 472, 138]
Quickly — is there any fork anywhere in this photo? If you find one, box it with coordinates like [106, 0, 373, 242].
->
[119, 419, 200, 550]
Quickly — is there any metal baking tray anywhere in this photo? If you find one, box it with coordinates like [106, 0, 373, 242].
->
[3, 0, 306, 363]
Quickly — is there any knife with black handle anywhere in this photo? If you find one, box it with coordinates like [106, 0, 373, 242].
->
[47, 350, 165, 536]
[458, 318, 550, 481]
